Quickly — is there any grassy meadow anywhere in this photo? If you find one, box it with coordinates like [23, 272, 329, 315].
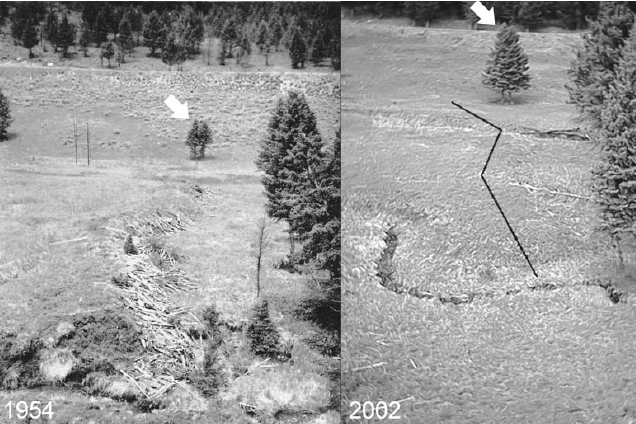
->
[342, 18, 636, 423]
[0, 40, 339, 423]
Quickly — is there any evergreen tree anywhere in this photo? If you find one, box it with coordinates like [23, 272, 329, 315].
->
[558, 2, 599, 31]
[235, 26, 251, 65]
[185, 119, 212, 160]
[269, 14, 283, 52]
[100, 41, 115, 67]
[256, 20, 269, 54]
[0, 3, 9, 27]
[58, 14, 76, 59]
[217, 40, 227, 66]
[289, 27, 308, 69]
[290, 127, 340, 277]
[143, 10, 165, 57]
[405, 1, 439, 27]
[161, 30, 185, 71]
[330, 36, 341, 71]
[0, 89, 13, 142]
[310, 30, 327, 66]
[183, 8, 204, 54]
[482, 24, 531, 104]
[44, 9, 59, 52]
[516, 2, 544, 31]
[118, 17, 134, 58]
[78, 29, 89, 57]
[566, 2, 634, 133]
[127, 7, 144, 44]
[9, 3, 29, 46]
[95, 5, 115, 43]
[291, 128, 341, 334]
[246, 300, 280, 357]
[221, 17, 238, 58]
[256, 91, 323, 258]
[22, 19, 38, 58]
[81, 2, 101, 44]
[591, 29, 636, 271]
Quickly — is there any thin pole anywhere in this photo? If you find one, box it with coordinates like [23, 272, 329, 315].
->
[74, 111, 77, 165]
[86, 123, 90, 166]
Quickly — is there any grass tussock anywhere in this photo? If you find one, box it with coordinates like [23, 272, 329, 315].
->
[83, 372, 139, 401]
[220, 367, 330, 417]
[39, 348, 77, 383]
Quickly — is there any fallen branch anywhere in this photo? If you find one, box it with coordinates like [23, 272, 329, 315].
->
[242, 358, 270, 377]
[50, 236, 88, 245]
[517, 127, 590, 141]
[351, 362, 387, 372]
[508, 181, 595, 202]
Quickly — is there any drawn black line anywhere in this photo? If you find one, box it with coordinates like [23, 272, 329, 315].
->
[451, 101, 538, 278]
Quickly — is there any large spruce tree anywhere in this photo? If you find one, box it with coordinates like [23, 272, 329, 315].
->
[566, 2, 634, 133]
[482, 24, 531, 104]
[289, 127, 340, 282]
[256, 91, 323, 222]
[256, 91, 325, 260]
[591, 28, 636, 271]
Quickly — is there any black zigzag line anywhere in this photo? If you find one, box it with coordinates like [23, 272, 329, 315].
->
[451, 101, 538, 278]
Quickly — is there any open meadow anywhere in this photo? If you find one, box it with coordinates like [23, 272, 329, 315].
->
[341, 17, 636, 423]
[0, 55, 339, 423]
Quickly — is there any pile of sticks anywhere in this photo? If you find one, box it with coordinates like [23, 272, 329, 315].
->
[105, 208, 207, 399]
[125, 210, 194, 236]
[118, 254, 204, 398]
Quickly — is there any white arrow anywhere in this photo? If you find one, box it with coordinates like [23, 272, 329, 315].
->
[164, 94, 189, 119]
[470, 1, 495, 25]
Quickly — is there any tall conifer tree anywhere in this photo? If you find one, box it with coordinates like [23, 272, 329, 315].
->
[566, 2, 634, 133]
[482, 24, 531, 104]
[591, 28, 636, 271]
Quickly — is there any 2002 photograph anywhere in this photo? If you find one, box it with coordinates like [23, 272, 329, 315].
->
[342, 1, 636, 423]
[0, 2, 340, 423]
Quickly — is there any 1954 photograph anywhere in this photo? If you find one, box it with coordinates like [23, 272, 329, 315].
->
[0, 2, 340, 423]
[342, 1, 636, 423]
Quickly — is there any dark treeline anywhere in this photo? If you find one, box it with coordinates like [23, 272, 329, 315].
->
[3, 2, 340, 70]
[344, 2, 636, 32]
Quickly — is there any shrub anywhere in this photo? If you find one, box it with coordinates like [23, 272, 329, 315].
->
[0, 89, 13, 141]
[201, 304, 222, 348]
[246, 300, 279, 357]
[123, 234, 137, 255]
